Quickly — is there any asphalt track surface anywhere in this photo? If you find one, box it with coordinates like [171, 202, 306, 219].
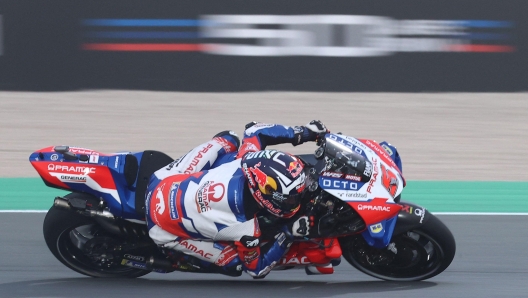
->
[1, 91, 528, 297]
[2, 213, 528, 298]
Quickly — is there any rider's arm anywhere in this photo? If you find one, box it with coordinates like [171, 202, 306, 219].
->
[234, 228, 293, 278]
[236, 121, 328, 158]
[212, 217, 292, 278]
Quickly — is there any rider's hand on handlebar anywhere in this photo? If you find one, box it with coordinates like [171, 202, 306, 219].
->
[303, 120, 329, 144]
[292, 216, 311, 238]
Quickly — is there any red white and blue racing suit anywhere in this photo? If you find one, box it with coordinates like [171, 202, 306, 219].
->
[145, 123, 308, 277]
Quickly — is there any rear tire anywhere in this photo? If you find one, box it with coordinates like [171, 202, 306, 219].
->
[43, 193, 151, 278]
[340, 214, 456, 281]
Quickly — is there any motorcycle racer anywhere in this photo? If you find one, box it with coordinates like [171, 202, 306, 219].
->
[145, 121, 328, 278]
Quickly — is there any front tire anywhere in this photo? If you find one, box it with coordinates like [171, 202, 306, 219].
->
[43, 194, 151, 278]
[340, 214, 456, 281]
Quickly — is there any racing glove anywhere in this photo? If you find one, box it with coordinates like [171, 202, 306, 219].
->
[235, 226, 293, 278]
[300, 120, 329, 143]
[292, 215, 312, 237]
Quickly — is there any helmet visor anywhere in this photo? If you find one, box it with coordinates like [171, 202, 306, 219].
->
[271, 191, 302, 211]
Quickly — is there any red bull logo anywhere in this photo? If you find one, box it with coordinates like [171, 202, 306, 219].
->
[250, 162, 267, 188]
[288, 160, 303, 178]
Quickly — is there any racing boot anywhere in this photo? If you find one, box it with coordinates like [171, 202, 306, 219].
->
[304, 258, 341, 275]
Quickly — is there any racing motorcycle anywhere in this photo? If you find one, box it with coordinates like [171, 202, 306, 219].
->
[29, 133, 455, 281]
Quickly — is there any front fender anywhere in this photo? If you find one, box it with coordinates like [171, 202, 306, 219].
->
[392, 201, 432, 236]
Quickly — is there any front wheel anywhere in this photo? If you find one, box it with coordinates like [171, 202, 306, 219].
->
[43, 194, 151, 278]
[340, 214, 456, 281]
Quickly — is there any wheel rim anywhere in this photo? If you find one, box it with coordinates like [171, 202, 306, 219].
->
[344, 230, 446, 281]
[56, 224, 140, 276]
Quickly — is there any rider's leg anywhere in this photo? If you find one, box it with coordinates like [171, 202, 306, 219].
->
[152, 131, 239, 180]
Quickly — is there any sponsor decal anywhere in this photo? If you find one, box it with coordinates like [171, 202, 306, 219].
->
[243, 250, 259, 263]
[124, 254, 145, 262]
[321, 171, 361, 182]
[344, 174, 362, 182]
[121, 259, 147, 269]
[59, 175, 87, 183]
[233, 189, 242, 214]
[380, 164, 399, 197]
[114, 156, 119, 169]
[327, 134, 365, 156]
[69, 147, 99, 155]
[367, 157, 379, 193]
[322, 171, 343, 178]
[240, 142, 259, 154]
[169, 182, 180, 220]
[364, 140, 399, 171]
[357, 204, 391, 212]
[166, 154, 185, 171]
[272, 192, 286, 202]
[287, 160, 303, 178]
[402, 205, 427, 224]
[253, 190, 282, 215]
[89, 155, 99, 164]
[215, 245, 238, 266]
[245, 150, 286, 166]
[244, 123, 275, 135]
[321, 177, 358, 190]
[381, 144, 394, 156]
[155, 184, 166, 216]
[214, 137, 236, 153]
[245, 238, 259, 248]
[195, 181, 225, 213]
[242, 163, 256, 187]
[249, 162, 269, 189]
[50, 154, 59, 161]
[145, 190, 153, 216]
[48, 164, 96, 174]
[369, 223, 383, 234]
[363, 161, 373, 177]
[416, 208, 426, 223]
[184, 143, 214, 174]
[178, 240, 214, 259]
[280, 256, 310, 265]
[346, 192, 367, 199]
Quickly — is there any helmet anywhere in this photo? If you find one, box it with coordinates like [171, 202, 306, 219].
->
[242, 150, 306, 218]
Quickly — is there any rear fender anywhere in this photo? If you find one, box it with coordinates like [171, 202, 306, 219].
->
[29, 146, 128, 216]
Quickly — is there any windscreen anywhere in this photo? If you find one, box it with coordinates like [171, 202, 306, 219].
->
[324, 135, 373, 182]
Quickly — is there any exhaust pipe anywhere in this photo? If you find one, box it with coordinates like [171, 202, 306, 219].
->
[53, 196, 149, 239]
[54, 196, 115, 219]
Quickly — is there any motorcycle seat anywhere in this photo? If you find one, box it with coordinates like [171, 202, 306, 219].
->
[134, 150, 174, 216]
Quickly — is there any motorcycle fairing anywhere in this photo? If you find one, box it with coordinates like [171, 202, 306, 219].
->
[361, 216, 398, 248]
[320, 134, 406, 248]
[321, 134, 405, 201]
[276, 238, 342, 268]
[29, 146, 146, 218]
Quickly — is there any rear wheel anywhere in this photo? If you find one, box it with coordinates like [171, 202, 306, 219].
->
[43, 193, 151, 278]
[340, 214, 456, 281]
